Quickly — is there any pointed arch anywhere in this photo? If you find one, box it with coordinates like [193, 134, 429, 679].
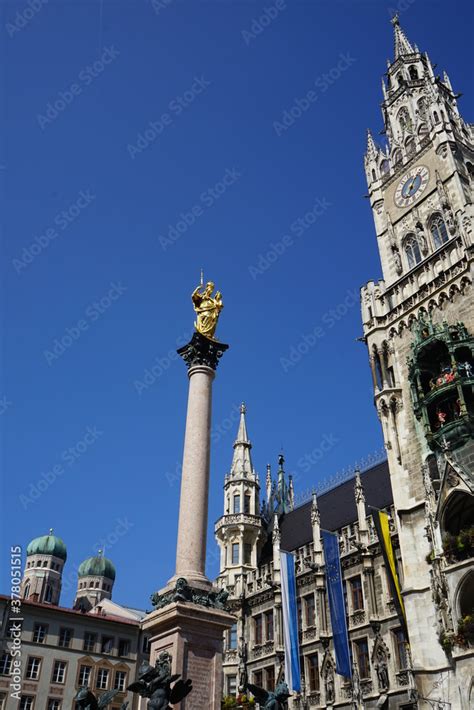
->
[430, 212, 449, 249]
[404, 233, 422, 268]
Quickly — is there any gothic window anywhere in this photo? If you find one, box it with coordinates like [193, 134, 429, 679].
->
[398, 107, 412, 133]
[243, 542, 252, 564]
[404, 234, 422, 269]
[380, 159, 389, 175]
[393, 148, 402, 165]
[354, 638, 370, 678]
[396, 73, 405, 88]
[265, 610, 274, 640]
[350, 576, 364, 610]
[254, 614, 263, 644]
[229, 623, 237, 649]
[393, 628, 408, 669]
[305, 594, 316, 626]
[372, 169, 376, 181]
[442, 491, 474, 536]
[457, 571, 474, 618]
[244, 494, 251, 513]
[307, 654, 319, 691]
[409, 65, 419, 80]
[418, 123, 428, 137]
[231, 542, 239, 565]
[372, 345, 383, 390]
[405, 137, 416, 155]
[430, 213, 449, 248]
[433, 110, 440, 124]
[24, 582, 30, 599]
[233, 494, 241, 513]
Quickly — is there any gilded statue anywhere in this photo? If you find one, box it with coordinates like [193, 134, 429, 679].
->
[192, 278, 223, 341]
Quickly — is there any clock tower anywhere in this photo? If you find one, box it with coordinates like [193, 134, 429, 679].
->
[361, 15, 474, 708]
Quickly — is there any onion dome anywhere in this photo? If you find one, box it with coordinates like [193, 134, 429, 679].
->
[26, 529, 67, 561]
[78, 551, 116, 581]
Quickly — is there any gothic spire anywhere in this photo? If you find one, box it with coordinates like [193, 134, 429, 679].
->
[391, 14, 415, 59]
[230, 402, 254, 477]
[365, 129, 380, 162]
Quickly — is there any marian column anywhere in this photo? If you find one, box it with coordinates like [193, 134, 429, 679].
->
[141, 279, 234, 710]
[172, 330, 228, 588]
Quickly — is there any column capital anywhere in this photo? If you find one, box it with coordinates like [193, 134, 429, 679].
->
[177, 331, 229, 371]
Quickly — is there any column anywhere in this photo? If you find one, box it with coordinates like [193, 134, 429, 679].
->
[171, 331, 229, 589]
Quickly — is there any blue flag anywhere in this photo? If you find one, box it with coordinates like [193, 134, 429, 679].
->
[280, 551, 301, 692]
[322, 530, 352, 677]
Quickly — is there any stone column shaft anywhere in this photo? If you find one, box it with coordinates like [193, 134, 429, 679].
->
[174, 365, 214, 586]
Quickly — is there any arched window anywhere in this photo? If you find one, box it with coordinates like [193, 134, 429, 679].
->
[409, 65, 419, 81]
[24, 583, 30, 599]
[397, 73, 405, 88]
[44, 584, 53, 603]
[398, 107, 411, 133]
[404, 234, 422, 268]
[380, 159, 389, 175]
[433, 111, 440, 124]
[406, 138, 416, 155]
[417, 97, 427, 118]
[393, 149, 402, 165]
[371, 169, 376, 181]
[430, 213, 449, 249]
[418, 123, 428, 137]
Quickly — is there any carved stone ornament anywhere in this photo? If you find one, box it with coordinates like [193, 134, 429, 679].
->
[177, 331, 229, 371]
[150, 578, 229, 611]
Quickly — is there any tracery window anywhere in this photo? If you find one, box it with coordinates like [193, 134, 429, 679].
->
[430, 213, 449, 249]
[404, 234, 422, 268]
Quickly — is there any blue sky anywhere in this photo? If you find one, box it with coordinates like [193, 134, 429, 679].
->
[1, 0, 473, 609]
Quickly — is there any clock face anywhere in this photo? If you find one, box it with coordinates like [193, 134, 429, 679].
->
[394, 165, 430, 207]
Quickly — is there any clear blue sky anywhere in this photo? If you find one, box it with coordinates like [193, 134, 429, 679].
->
[1, 0, 473, 609]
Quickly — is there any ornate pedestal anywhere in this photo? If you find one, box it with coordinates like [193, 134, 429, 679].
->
[142, 601, 235, 710]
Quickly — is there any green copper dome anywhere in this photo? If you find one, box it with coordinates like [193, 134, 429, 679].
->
[26, 531, 67, 561]
[78, 554, 116, 581]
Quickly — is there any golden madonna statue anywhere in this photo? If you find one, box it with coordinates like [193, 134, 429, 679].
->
[192, 278, 223, 341]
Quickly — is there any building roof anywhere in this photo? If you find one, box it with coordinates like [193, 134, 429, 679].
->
[0, 594, 140, 627]
[78, 554, 116, 580]
[27, 531, 67, 561]
[279, 459, 392, 552]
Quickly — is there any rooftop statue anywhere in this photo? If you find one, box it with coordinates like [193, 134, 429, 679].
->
[246, 680, 291, 709]
[127, 652, 192, 710]
[192, 275, 223, 341]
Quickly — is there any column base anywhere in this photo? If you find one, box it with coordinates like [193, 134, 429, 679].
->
[167, 572, 212, 593]
[142, 601, 235, 710]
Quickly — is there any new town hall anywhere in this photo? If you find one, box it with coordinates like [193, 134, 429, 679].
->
[1, 16, 473, 710]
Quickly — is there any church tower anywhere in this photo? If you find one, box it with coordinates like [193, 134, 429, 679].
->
[21, 530, 67, 605]
[215, 404, 262, 591]
[361, 15, 474, 707]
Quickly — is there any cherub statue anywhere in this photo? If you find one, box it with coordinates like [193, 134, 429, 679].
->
[246, 680, 291, 709]
[127, 652, 192, 710]
[192, 279, 223, 340]
[74, 687, 120, 709]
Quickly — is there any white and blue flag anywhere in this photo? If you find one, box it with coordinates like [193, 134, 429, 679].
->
[280, 550, 301, 692]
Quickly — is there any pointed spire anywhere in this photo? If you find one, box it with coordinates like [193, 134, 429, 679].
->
[288, 475, 294, 511]
[443, 70, 453, 92]
[311, 491, 320, 526]
[266, 464, 272, 502]
[391, 14, 415, 59]
[230, 402, 254, 478]
[366, 129, 378, 159]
